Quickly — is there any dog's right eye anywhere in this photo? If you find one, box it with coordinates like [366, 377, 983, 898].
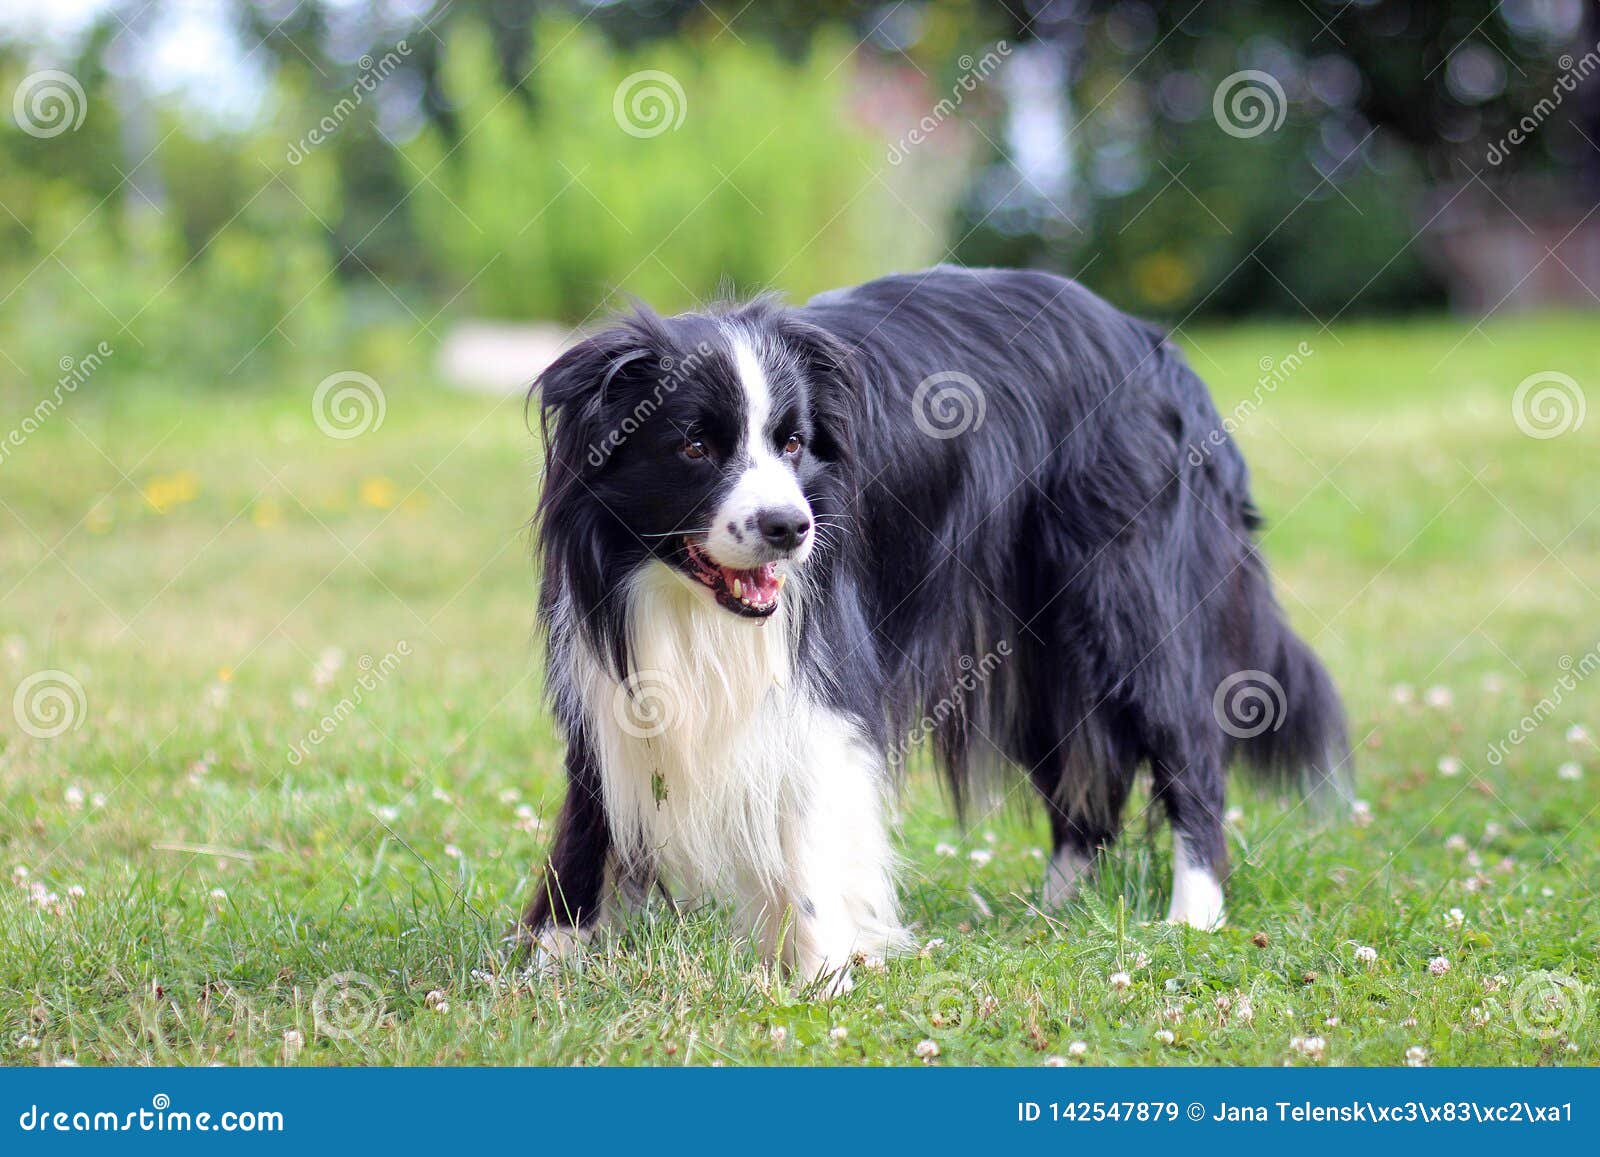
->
[681, 439, 708, 461]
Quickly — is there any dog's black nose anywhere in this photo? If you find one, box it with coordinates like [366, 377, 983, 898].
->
[756, 507, 811, 551]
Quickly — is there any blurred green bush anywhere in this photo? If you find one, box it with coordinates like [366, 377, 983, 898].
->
[405, 20, 902, 322]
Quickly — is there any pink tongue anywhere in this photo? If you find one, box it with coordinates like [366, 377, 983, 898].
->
[721, 563, 780, 602]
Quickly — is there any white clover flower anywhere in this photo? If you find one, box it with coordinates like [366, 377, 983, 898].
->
[1390, 683, 1415, 705]
[1355, 945, 1378, 965]
[934, 842, 957, 857]
[1042, 1055, 1068, 1066]
[1154, 1030, 1175, 1045]
[443, 845, 462, 860]
[11, 865, 29, 885]
[1436, 755, 1462, 777]
[1566, 724, 1591, 746]
[1066, 1040, 1088, 1057]
[1557, 762, 1582, 782]
[770, 1026, 788, 1046]
[1444, 908, 1465, 930]
[1424, 685, 1453, 709]
[1444, 834, 1468, 853]
[829, 1026, 848, 1042]
[1290, 1035, 1326, 1060]
[64, 785, 85, 810]
[282, 1029, 305, 1060]
[914, 1039, 939, 1060]
[968, 849, 993, 867]
[1351, 800, 1373, 827]
[1109, 971, 1132, 992]
[1404, 1045, 1428, 1067]
[1235, 997, 1254, 1024]
[1428, 956, 1450, 976]
[66, 884, 85, 900]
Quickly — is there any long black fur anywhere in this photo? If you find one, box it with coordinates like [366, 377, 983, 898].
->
[523, 264, 1347, 933]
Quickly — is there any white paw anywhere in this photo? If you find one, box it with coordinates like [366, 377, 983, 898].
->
[530, 924, 593, 974]
[1166, 855, 1226, 931]
[1041, 847, 1092, 908]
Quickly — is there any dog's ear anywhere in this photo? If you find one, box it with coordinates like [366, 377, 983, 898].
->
[531, 325, 655, 478]
[777, 317, 860, 468]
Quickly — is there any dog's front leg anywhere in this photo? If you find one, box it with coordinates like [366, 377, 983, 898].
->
[758, 735, 908, 996]
[518, 733, 612, 968]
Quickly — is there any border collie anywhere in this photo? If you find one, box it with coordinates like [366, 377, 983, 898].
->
[521, 265, 1346, 990]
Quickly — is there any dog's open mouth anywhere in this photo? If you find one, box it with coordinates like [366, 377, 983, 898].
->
[683, 539, 784, 618]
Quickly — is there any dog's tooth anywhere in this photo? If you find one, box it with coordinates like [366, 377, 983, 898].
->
[732, 578, 743, 598]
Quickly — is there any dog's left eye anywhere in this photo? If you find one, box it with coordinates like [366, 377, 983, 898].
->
[782, 434, 803, 456]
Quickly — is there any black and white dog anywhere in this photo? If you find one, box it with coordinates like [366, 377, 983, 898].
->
[521, 265, 1346, 989]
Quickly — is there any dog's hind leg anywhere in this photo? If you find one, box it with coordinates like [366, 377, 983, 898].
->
[1031, 748, 1136, 908]
[1149, 732, 1229, 930]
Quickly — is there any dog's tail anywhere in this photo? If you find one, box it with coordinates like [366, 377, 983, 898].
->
[1220, 554, 1352, 805]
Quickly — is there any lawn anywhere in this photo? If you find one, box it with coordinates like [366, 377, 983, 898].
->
[1, 312, 1596, 1067]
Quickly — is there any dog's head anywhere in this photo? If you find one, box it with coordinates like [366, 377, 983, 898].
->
[534, 300, 857, 622]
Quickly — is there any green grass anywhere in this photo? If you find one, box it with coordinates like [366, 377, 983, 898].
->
[1, 312, 1596, 1067]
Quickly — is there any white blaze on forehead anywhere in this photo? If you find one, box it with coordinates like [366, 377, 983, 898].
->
[703, 328, 812, 570]
[731, 330, 772, 455]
